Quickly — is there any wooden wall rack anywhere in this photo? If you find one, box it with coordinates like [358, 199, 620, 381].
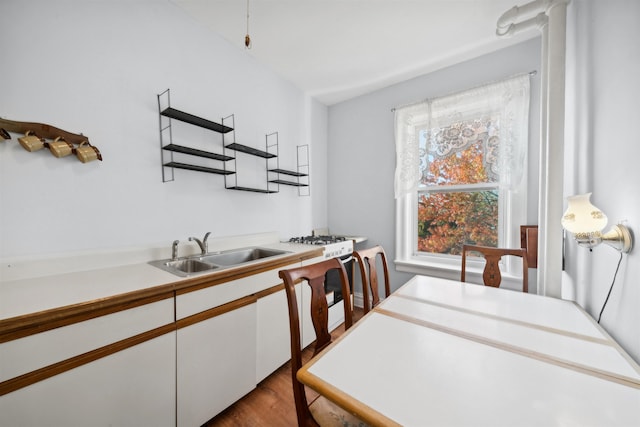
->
[0, 117, 101, 161]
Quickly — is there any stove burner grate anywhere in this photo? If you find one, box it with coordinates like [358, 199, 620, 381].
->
[289, 235, 348, 245]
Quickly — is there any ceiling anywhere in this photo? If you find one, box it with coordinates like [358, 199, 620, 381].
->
[172, 0, 538, 105]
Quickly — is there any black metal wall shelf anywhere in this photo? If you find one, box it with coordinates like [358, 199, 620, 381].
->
[269, 168, 307, 178]
[157, 90, 309, 195]
[226, 186, 279, 194]
[268, 168, 309, 186]
[269, 179, 309, 187]
[223, 116, 280, 193]
[157, 89, 234, 182]
[160, 107, 233, 133]
[164, 162, 235, 175]
[225, 143, 276, 159]
[267, 142, 310, 195]
[163, 144, 234, 161]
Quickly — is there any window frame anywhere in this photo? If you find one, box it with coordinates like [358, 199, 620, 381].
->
[394, 77, 530, 286]
[396, 183, 526, 280]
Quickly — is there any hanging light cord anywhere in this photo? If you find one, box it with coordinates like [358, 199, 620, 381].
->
[597, 252, 623, 323]
[245, 0, 252, 49]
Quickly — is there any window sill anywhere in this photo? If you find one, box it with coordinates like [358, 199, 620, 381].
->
[395, 258, 526, 291]
[395, 258, 462, 281]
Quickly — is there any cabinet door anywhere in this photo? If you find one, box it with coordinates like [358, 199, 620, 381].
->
[2, 298, 174, 383]
[0, 333, 176, 427]
[255, 284, 304, 382]
[176, 264, 297, 321]
[177, 303, 257, 427]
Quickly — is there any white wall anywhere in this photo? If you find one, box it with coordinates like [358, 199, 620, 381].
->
[0, 1, 327, 259]
[564, 0, 640, 363]
[327, 38, 541, 293]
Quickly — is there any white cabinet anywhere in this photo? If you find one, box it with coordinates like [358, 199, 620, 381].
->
[1, 298, 174, 383]
[176, 264, 297, 320]
[176, 303, 257, 427]
[0, 332, 176, 427]
[0, 298, 176, 427]
[256, 288, 290, 382]
[255, 283, 303, 383]
[0, 254, 318, 427]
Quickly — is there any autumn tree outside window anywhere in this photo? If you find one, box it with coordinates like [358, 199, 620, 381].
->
[394, 74, 530, 278]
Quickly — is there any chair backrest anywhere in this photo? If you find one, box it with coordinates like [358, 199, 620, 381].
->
[520, 225, 539, 268]
[353, 245, 391, 314]
[461, 244, 528, 292]
[278, 258, 353, 427]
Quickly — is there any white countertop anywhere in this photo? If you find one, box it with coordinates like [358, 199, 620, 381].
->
[0, 233, 319, 321]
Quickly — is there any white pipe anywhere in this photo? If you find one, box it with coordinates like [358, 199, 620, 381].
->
[497, 0, 570, 297]
[541, 0, 569, 298]
[537, 15, 549, 296]
[497, 12, 547, 37]
[496, 0, 546, 32]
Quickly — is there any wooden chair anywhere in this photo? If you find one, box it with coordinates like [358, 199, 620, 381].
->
[353, 245, 391, 314]
[520, 225, 539, 268]
[461, 244, 529, 293]
[278, 258, 366, 427]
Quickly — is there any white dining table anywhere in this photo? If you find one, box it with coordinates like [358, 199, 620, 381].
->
[297, 275, 640, 427]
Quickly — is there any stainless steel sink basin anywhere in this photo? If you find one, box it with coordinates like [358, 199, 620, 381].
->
[149, 258, 219, 277]
[199, 247, 289, 266]
[149, 246, 290, 277]
[167, 259, 218, 273]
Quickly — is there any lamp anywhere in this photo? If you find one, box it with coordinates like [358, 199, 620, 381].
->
[561, 193, 633, 253]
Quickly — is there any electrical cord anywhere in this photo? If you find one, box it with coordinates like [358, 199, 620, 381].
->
[597, 252, 624, 323]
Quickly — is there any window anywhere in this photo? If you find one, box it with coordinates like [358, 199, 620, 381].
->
[394, 74, 530, 279]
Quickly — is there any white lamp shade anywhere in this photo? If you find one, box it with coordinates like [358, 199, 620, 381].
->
[561, 193, 608, 234]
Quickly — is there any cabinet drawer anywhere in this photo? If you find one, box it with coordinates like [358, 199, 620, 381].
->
[0, 298, 174, 383]
[176, 263, 298, 320]
[1, 332, 176, 427]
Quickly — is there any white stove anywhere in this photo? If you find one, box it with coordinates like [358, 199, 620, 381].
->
[287, 235, 353, 259]
[287, 234, 355, 330]
[286, 232, 359, 333]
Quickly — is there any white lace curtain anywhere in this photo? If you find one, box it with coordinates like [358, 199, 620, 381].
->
[394, 74, 530, 198]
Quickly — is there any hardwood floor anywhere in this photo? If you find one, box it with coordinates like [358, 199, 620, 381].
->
[204, 307, 364, 427]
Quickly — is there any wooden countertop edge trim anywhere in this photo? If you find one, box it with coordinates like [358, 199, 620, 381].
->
[0, 322, 176, 397]
[176, 294, 257, 330]
[1, 289, 277, 396]
[0, 248, 322, 343]
[173, 250, 321, 295]
[0, 286, 175, 344]
[254, 283, 285, 300]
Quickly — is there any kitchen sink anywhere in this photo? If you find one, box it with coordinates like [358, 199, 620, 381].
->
[149, 246, 290, 277]
[149, 258, 219, 277]
[199, 247, 288, 266]
[166, 259, 217, 273]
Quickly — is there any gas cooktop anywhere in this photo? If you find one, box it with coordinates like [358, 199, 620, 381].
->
[287, 235, 353, 259]
[288, 235, 349, 245]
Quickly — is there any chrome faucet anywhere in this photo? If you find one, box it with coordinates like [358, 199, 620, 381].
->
[189, 231, 211, 255]
[171, 240, 180, 260]
[202, 231, 211, 252]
